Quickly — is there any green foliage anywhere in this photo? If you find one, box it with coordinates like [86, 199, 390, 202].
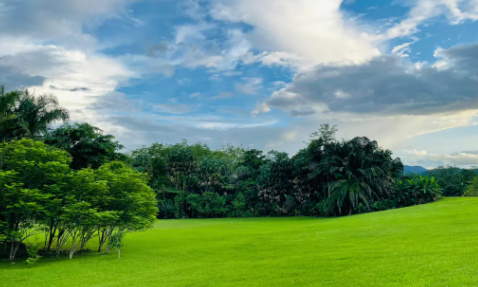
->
[318, 137, 403, 216]
[0, 139, 157, 261]
[232, 192, 246, 217]
[187, 193, 204, 217]
[129, 125, 423, 219]
[465, 176, 478, 196]
[0, 88, 68, 141]
[373, 175, 442, 210]
[427, 165, 476, 196]
[44, 123, 123, 170]
[24, 243, 42, 265]
[203, 192, 227, 217]
[108, 230, 125, 259]
[0, 139, 71, 261]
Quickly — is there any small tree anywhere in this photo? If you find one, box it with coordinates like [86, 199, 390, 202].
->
[95, 162, 158, 252]
[108, 230, 125, 259]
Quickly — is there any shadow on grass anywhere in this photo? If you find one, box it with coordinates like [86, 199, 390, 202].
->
[0, 249, 116, 269]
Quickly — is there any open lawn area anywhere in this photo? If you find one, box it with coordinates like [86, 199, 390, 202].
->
[1, 198, 478, 287]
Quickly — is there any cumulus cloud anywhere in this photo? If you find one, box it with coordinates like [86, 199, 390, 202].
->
[211, 0, 380, 69]
[260, 43, 478, 117]
[0, 0, 138, 127]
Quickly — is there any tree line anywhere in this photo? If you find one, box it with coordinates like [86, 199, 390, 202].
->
[130, 125, 442, 219]
[0, 85, 454, 262]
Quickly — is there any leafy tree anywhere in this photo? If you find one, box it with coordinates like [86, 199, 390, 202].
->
[258, 151, 294, 215]
[0, 86, 22, 141]
[45, 123, 123, 170]
[0, 139, 71, 262]
[319, 137, 403, 216]
[427, 166, 476, 196]
[95, 162, 158, 252]
[186, 194, 204, 217]
[232, 192, 246, 217]
[465, 176, 478, 196]
[203, 192, 226, 217]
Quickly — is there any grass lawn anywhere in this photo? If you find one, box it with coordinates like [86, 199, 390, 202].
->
[1, 197, 478, 286]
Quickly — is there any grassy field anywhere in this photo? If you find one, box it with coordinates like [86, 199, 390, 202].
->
[1, 198, 478, 286]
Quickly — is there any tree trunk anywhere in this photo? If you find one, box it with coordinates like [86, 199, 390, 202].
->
[9, 241, 20, 263]
[47, 224, 57, 251]
[117, 248, 120, 260]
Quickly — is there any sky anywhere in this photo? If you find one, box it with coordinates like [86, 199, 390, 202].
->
[2, 0, 478, 168]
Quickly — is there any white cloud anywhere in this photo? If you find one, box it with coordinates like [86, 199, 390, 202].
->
[211, 0, 380, 69]
[235, 77, 263, 95]
[401, 149, 478, 167]
[252, 102, 271, 117]
[0, 0, 138, 128]
[384, 0, 478, 40]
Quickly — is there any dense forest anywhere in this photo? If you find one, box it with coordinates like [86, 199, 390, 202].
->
[0, 86, 474, 262]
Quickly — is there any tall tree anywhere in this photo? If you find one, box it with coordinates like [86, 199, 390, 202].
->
[14, 90, 69, 139]
[45, 123, 123, 170]
[0, 86, 21, 142]
[0, 87, 69, 141]
[319, 137, 403, 216]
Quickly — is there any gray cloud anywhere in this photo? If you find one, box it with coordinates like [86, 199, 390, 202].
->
[87, 91, 142, 112]
[266, 43, 478, 116]
[50, 85, 91, 92]
[0, 0, 135, 41]
[0, 65, 45, 88]
[107, 115, 287, 152]
[153, 103, 199, 114]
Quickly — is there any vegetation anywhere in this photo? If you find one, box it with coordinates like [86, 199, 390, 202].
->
[1, 198, 478, 286]
[130, 127, 440, 219]
[0, 85, 456, 267]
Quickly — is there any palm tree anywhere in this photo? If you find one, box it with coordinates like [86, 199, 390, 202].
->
[15, 90, 69, 139]
[0, 87, 69, 141]
[0, 86, 22, 141]
[319, 137, 403, 216]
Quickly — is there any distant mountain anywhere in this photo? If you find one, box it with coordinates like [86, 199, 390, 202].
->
[403, 165, 427, 175]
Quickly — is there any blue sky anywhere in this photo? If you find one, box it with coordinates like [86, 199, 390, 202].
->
[2, 0, 478, 168]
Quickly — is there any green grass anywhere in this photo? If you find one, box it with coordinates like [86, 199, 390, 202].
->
[2, 198, 478, 286]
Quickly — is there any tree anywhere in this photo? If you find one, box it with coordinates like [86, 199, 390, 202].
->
[465, 176, 478, 197]
[14, 90, 69, 139]
[95, 162, 158, 252]
[0, 86, 22, 142]
[309, 124, 338, 144]
[0, 139, 71, 262]
[108, 230, 125, 259]
[232, 192, 246, 217]
[427, 166, 476, 196]
[319, 137, 403, 216]
[45, 123, 124, 170]
[258, 151, 294, 215]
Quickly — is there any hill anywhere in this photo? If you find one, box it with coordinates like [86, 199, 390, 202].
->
[2, 198, 478, 286]
[404, 165, 427, 174]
